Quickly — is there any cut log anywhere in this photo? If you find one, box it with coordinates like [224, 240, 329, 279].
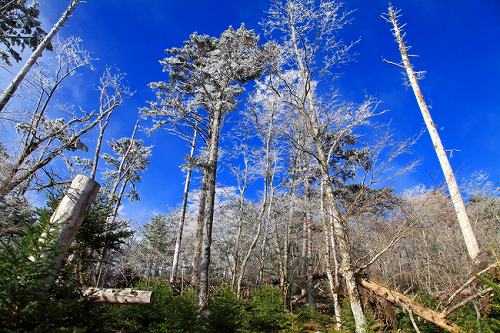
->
[360, 279, 461, 333]
[83, 288, 152, 304]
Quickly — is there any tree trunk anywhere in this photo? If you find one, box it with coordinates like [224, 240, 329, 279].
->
[320, 181, 342, 329]
[0, 0, 82, 112]
[170, 130, 197, 283]
[196, 108, 223, 308]
[386, 6, 479, 261]
[288, 20, 367, 331]
[90, 112, 113, 179]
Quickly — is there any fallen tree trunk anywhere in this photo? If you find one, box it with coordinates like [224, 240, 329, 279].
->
[83, 288, 152, 304]
[360, 279, 461, 333]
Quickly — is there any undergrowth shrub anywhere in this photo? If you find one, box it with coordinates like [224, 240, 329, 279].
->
[247, 286, 285, 332]
[106, 279, 202, 332]
[207, 287, 246, 332]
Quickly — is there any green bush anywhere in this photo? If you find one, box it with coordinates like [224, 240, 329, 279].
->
[0, 206, 106, 332]
[248, 286, 285, 332]
[106, 279, 202, 332]
[207, 287, 246, 333]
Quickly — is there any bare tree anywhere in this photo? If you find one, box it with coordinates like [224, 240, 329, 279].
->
[89, 68, 132, 179]
[264, 1, 369, 330]
[95, 121, 152, 286]
[0, 0, 82, 112]
[0, 37, 102, 198]
[383, 5, 480, 262]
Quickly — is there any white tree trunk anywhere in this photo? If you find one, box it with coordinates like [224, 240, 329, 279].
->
[170, 130, 197, 283]
[320, 181, 342, 329]
[0, 0, 82, 112]
[387, 6, 480, 261]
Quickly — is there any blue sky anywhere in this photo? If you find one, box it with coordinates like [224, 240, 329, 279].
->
[2, 0, 499, 222]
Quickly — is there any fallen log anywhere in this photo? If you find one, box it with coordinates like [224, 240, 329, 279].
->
[83, 288, 152, 304]
[360, 279, 461, 333]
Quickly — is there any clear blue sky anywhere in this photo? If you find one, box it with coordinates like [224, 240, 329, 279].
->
[29, 0, 500, 221]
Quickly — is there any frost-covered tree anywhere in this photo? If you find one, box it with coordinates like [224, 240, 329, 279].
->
[143, 24, 275, 306]
[89, 68, 132, 180]
[0, 0, 82, 112]
[102, 123, 152, 210]
[0, 37, 99, 199]
[0, 0, 46, 66]
[94, 122, 152, 286]
[263, 1, 379, 331]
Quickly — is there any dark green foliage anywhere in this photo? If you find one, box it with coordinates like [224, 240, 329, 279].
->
[247, 286, 286, 332]
[0, 0, 48, 66]
[283, 305, 334, 332]
[106, 279, 202, 332]
[206, 287, 246, 333]
[0, 202, 106, 332]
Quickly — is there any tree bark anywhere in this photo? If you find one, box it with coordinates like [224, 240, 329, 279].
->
[386, 6, 480, 261]
[196, 108, 223, 308]
[170, 130, 197, 283]
[320, 180, 342, 329]
[0, 0, 82, 112]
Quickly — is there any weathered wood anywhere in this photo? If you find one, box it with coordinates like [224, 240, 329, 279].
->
[83, 288, 152, 304]
[39, 174, 99, 269]
[361, 279, 461, 333]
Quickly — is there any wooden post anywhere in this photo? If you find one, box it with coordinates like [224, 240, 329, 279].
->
[37, 174, 99, 274]
[360, 279, 461, 333]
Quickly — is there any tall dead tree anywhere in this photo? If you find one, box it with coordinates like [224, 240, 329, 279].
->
[0, 0, 82, 112]
[383, 5, 480, 262]
[95, 121, 152, 286]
